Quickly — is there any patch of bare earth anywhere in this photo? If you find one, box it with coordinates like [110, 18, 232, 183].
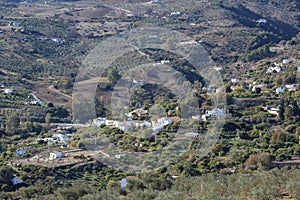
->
[32, 83, 70, 105]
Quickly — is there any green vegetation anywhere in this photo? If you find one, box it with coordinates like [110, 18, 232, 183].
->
[0, 0, 299, 199]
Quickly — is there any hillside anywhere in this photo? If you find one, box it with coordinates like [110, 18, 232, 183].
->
[0, 0, 299, 199]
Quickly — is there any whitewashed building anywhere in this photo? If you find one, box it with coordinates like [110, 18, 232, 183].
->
[16, 149, 28, 156]
[276, 87, 285, 94]
[12, 176, 23, 185]
[49, 151, 63, 160]
[184, 132, 200, 139]
[52, 133, 69, 142]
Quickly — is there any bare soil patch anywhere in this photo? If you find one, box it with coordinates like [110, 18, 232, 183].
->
[32, 82, 70, 105]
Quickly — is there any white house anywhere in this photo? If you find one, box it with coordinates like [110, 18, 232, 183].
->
[126, 13, 135, 17]
[282, 59, 291, 65]
[52, 133, 69, 142]
[155, 117, 173, 126]
[179, 40, 197, 45]
[252, 86, 262, 93]
[115, 121, 133, 131]
[105, 120, 118, 127]
[49, 151, 63, 160]
[276, 87, 285, 94]
[192, 115, 201, 119]
[93, 118, 107, 127]
[205, 109, 225, 117]
[3, 88, 13, 94]
[150, 0, 164, 4]
[231, 78, 240, 83]
[170, 11, 181, 16]
[202, 108, 225, 121]
[286, 84, 297, 92]
[10, 22, 20, 27]
[135, 121, 152, 128]
[267, 108, 280, 116]
[51, 38, 63, 43]
[120, 178, 127, 188]
[214, 67, 223, 71]
[161, 60, 170, 65]
[30, 100, 40, 105]
[16, 149, 28, 156]
[126, 109, 148, 117]
[12, 176, 23, 185]
[267, 66, 281, 73]
[184, 132, 199, 139]
[256, 19, 267, 23]
[152, 117, 173, 133]
[115, 154, 125, 159]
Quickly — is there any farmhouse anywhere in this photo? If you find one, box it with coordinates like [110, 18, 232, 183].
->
[267, 66, 281, 73]
[49, 151, 63, 160]
[160, 60, 170, 65]
[9, 22, 20, 27]
[286, 84, 297, 92]
[93, 117, 106, 127]
[135, 121, 152, 128]
[52, 133, 69, 142]
[12, 176, 23, 185]
[231, 78, 240, 83]
[51, 38, 63, 43]
[150, 0, 164, 4]
[276, 87, 285, 94]
[126, 13, 135, 17]
[171, 11, 181, 16]
[252, 86, 262, 94]
[152, 117, 173, 133]
[256, 19, 267, 23]
[120, 178, 127, 188]
[115, 121, 133, 131]
[267, 107, 280, 116]
[105, 120, 118, 127]
[16, 149, 28, 156]
[214, 67, 223, 71]
[3, 88, 13, 94]
[202, 108, 225, 121]
[184, 132, 200, 139]
[282, 59, 291, 65]
[126, 109, 148, 117]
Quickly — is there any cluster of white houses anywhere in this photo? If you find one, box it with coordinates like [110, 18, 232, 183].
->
[228, 59, 299, 95]
[93, 115, 173, 133]
[1, 84, 13, 94]
[36, 131, 71, 146]
[93, 108, 226, 132]
[192, 108, 226, 122]
[276, 84, 298, 94]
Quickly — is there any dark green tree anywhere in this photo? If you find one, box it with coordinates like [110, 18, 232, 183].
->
[107, 67, 121, 84]
[278, 99, 285, 121]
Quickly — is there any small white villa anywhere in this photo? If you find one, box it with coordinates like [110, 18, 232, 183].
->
[12, 176, 23, 185]
[184, 132, 200, 139]
[256, 19, 267, 23]
[49, 151, 63, 160]
[16, 149, 28, 156]
[52, 133, 69, 142]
